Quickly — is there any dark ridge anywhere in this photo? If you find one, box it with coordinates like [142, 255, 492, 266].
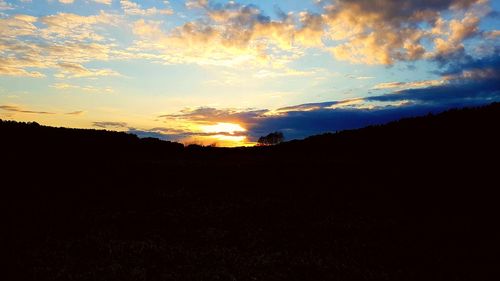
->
[2, 103, 499, 281]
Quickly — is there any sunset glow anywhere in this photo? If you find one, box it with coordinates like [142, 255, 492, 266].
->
[201, 123, 246, 135]
[0, 0, 498, 146]
[209, 134, 250, 147]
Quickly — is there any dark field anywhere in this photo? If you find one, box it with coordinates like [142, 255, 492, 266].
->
[2, 103, 499, 280]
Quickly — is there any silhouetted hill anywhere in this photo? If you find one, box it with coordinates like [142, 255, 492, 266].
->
[2, 103, 499, 281]
[0, 120, 184, 159]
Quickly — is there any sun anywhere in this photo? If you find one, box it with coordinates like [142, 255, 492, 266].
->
[201, 122, 246, 135]
[197, 122, 254, 147]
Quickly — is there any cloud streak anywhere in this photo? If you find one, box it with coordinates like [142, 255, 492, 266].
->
[0, 105, 55, 115]
[93, 121, 128, 129]
[51, 83, 114, 93]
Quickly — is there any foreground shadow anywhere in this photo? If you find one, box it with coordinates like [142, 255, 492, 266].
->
[2, 103, 499, 281]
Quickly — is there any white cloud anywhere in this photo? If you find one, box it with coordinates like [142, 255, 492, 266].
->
[120, 0, 173, 16]
[0, 0, 13, 10]
[373, 80, 446, 90]
[55, 62, 120, 78]
[51, 83, 114, 93]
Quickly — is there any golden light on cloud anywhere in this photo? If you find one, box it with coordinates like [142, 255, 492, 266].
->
[201, 122, 246, 135]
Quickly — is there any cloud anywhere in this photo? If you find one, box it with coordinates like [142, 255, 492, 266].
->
[51, 83, 114, 93]
[0, 12, 122, 78]
[323, 0, 487, 64]
[160, 107, 266, 126]
[0, 57, 45, 77]
[185, 0, 208, 10]
[368, 75, 500, 105]
[373, 79, 445, 90]
[0, 105, 55, 114]
[0, 0, 496, 80]
[59, 0, 74, 4]
[92, 0, 112, 5]
[65, 110, 86, 115]
[0, 105, 85, 116]
[120, 0, 173, 16]
[1, 0, 486, 78]
[93, 121, 128, 129]
[130, 2, 304, 67]
[485, 30, 500, 39]
[0, 0, 13, 10]
[127, 0, 492, 67]
[430, 14, 482, 63]
[0, 14, 38, 38]
[40, 11, 120, 41]
[439, 48, 500, 75]
[47, 42, 114, 63]
[55, 62, 120, 78]
[368, 51, 500, 103]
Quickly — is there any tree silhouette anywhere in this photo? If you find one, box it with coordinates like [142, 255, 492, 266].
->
[257, 131, 284, 146]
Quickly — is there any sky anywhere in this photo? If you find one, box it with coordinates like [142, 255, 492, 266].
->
[1, 0, 499, 146]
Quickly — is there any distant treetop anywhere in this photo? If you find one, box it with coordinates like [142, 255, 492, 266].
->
[257, 131, 284, 146]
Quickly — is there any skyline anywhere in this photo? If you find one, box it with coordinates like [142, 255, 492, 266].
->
[1, 0, 499, 146]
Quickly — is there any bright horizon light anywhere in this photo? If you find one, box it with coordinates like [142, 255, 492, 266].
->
[201, 122, 246, 135]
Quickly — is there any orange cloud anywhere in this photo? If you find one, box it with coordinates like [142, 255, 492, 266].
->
[129, 0, 489, 67]
[0, 12, 121, 79]
[323, 0, 486, 64]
